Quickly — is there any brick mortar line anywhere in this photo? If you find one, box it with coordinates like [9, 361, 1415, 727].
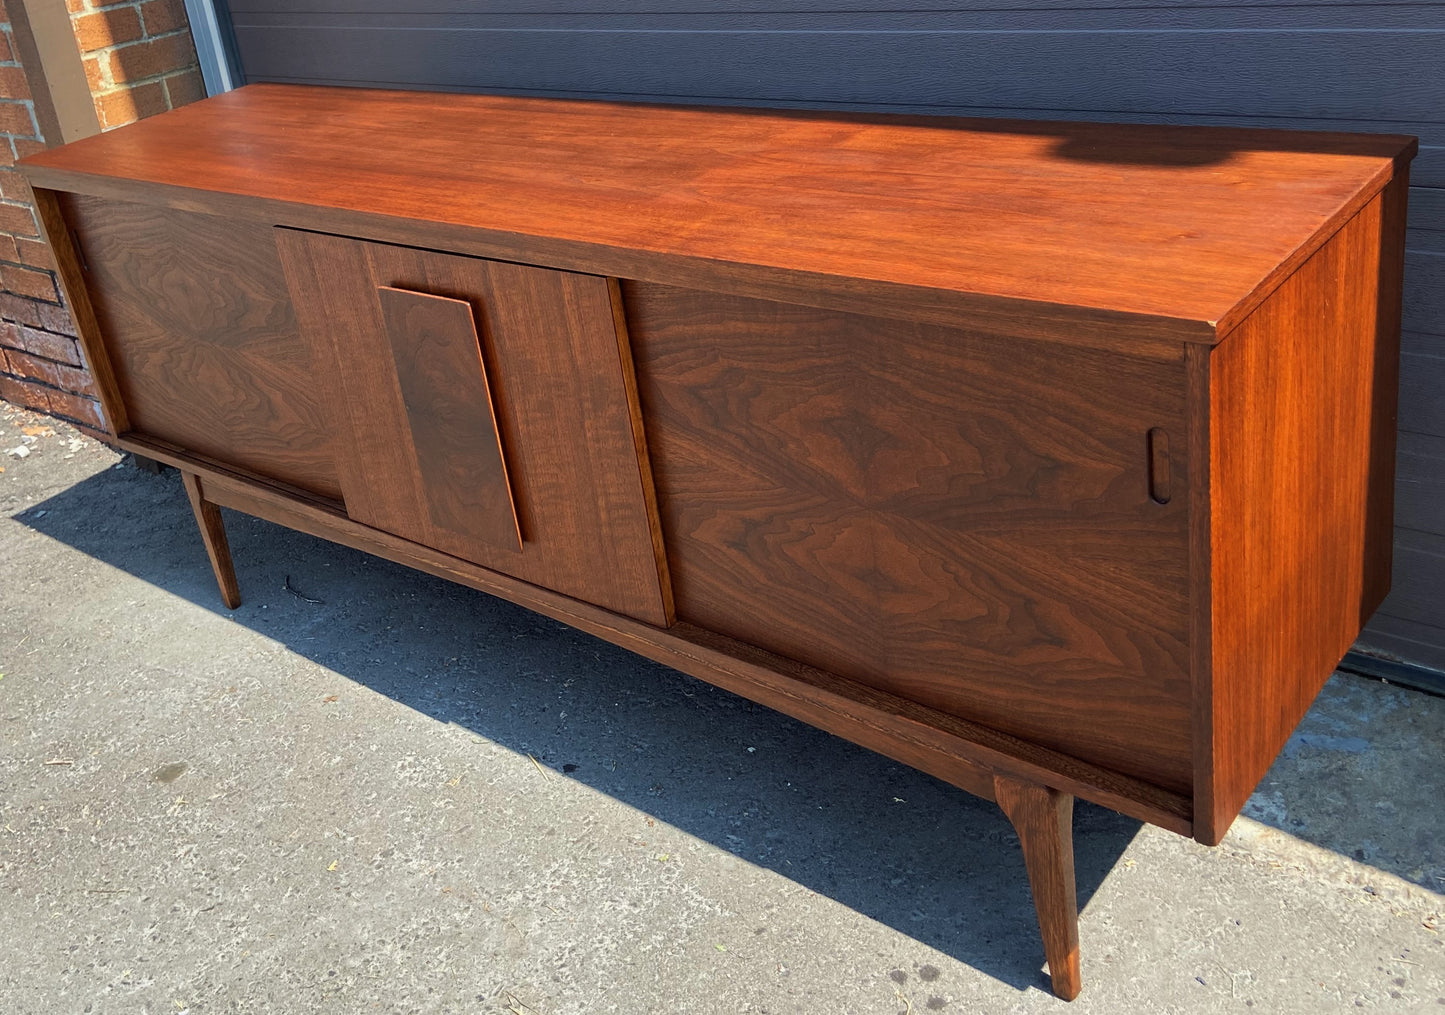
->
[0, 258, 58, 276]
[79, 25, 199, 60]
[2, 348, 92, 374]
[93, 65, 203, 97]
[0, 345, 79, 369]
[0, 367, 97, 395]
[79, 1, 161, 10]
[1, 316, 71, 332]
[0, 335, 72, 343]
[0, 384, 102, 428]
[0, 288, 63, 307]
[0, 332, 76, 345]
[95, 65, 201, 85]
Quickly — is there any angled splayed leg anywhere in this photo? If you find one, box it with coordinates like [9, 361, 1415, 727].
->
[994, 772, 1081, 1001]
[182, 471, 242, 609]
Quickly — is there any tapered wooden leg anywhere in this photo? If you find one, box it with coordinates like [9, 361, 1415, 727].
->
[182, 471, 242, 609]
[994, 773, 1081, 1001]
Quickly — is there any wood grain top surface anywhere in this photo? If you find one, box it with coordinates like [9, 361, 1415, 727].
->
[22, 83, 1414, 341]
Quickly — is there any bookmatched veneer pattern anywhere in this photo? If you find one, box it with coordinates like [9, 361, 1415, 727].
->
[61, 194, 341, 500]
[20, 83, 1413, 1000]
[628, 283, 1193, 792]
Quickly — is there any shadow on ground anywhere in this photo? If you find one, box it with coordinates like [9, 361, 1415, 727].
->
[15, 457, 1442, 989]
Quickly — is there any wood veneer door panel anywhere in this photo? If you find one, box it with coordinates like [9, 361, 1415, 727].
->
[275, 229, 671, 626]
[628, 283, 1193, 792]
[61, 194, 342, 501]
[375, 286, 522, 554]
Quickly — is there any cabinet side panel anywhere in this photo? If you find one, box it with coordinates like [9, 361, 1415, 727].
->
[1363, 171, 1409, 618]
[628, 283, 1194, 793]
[32, 189, 128, 434]
[1205, 189, 1399, 843]
[63, 194, 342, 501]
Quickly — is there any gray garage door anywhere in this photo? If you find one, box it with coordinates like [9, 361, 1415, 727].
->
[222, 0, 1445, 679]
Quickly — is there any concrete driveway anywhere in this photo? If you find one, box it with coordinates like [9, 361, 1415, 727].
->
[1, 404, 1441, 1014]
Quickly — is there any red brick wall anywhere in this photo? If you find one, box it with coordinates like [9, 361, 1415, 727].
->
[70, 0, 203, 129]
[0, 1, 97, 428]
[0, 0, 203, 433]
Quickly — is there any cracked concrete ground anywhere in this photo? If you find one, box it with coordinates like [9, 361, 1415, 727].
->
[1, 404, 1442, 1015]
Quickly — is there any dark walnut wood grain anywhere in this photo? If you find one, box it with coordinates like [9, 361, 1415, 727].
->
[1196, 187, 1404, 844]
[275, 228, 672, 626]
[627, 282, 1194, 793]
[18, 84, 1415, 355]
[60, 193, 342, 500]
[17, 85, 1414, 1002]
[375, 286, 522, 555]
[995, 774, 1081, 1002]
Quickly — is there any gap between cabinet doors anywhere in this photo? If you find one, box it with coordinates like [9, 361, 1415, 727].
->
[274, 227, 674, 627]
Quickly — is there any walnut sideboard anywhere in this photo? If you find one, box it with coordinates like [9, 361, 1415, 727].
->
[19, 84, 1414, 999]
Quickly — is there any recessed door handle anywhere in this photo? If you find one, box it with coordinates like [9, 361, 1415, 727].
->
[1147, 428, 1171, 505]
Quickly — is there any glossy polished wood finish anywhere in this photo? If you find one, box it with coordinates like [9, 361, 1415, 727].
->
[60, 194, 342, 500]
[18, 84, 1414, 355]
[380, 285, 521, 554]
[1197, 189, 1404, 845]
[275, 229, 672, 625]
[628, 283, 1193, 792]
[19, 86, 1413, 1001]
